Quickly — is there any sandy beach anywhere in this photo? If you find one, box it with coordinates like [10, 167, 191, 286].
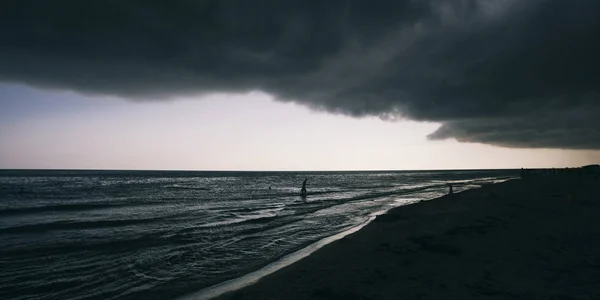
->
[215, 175, 600, 300]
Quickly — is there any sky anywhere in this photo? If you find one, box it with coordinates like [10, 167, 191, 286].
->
[1, 0, 599, 170]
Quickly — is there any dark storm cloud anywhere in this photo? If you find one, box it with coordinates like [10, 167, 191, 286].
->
[1, 0, 599, 149]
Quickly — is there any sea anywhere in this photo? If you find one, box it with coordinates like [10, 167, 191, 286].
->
[0, 169, 517, 300]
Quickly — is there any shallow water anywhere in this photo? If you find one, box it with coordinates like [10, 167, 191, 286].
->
[0, 169, 516, 299]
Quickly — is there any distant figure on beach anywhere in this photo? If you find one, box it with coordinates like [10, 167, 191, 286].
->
[448, 183, 453, 195]
[300, 178, 307, 196]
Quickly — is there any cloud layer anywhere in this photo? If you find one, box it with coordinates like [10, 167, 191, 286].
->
[1, 0, 599, 149]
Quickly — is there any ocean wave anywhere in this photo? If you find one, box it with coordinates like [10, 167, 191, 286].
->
[0, 203, 123, 216]
[0, 217, 163, 234]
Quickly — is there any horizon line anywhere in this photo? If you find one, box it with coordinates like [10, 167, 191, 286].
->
[0, 167, 567, 173]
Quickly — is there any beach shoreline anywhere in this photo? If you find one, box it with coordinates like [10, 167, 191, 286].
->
[208, 175, 600, 300]
[176, 215, 377, 300]
[178, 178, 509, 300]
[177, 193, 424, 300]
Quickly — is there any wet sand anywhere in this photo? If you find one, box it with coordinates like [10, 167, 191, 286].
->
[214, 176, 600, 299]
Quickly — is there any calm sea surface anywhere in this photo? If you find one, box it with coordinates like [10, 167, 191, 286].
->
[0, 170, 517, 299]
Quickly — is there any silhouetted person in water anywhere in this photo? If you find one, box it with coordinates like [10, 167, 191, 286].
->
[448, 183, 453, 195]
[300, 178, 307, 196]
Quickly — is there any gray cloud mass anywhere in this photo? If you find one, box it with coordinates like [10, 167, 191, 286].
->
[1, 0, 599, 149]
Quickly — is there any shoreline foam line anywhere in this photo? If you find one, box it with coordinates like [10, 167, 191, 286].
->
[177, 179, 511, 300]
[176, 212, 384, 300]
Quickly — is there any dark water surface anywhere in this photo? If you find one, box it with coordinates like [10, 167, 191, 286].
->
[0, 170, 517, 299]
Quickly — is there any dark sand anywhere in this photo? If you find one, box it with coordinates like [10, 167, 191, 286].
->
[215, 176, 600, 300]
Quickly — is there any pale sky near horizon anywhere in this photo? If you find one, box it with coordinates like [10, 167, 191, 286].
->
[1, 83, 598, 171]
